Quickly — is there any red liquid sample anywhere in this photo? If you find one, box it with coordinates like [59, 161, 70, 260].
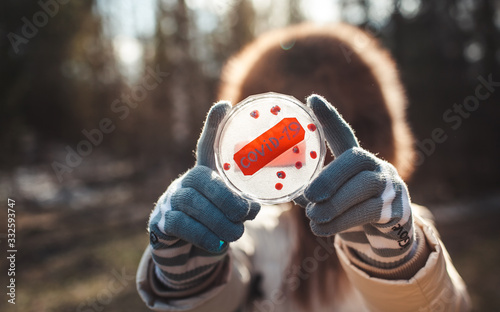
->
[292, 146, 299, 154]
[310, 151, 317, 159]
[295, 161, 303, 169]
[270, 106, 281, 115]
[275, 183, 283, 190]
[307, 124, 317, 132]
[223, 163, 231, 170]
[250, 110, 259, 118]
[277, 171, 286, 179]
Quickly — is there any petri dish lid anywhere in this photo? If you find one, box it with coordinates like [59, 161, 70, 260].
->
[214, 92, 326, 204]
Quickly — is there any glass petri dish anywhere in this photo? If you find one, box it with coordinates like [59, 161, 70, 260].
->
[214, 92, 325, 204]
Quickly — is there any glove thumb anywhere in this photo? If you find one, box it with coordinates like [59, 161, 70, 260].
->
[307, 94, 359, 157]
[196, 101, 231, 169]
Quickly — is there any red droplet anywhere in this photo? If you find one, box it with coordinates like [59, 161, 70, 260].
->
[223, 163, 231, 170]
[310, 151, 317, 159]
[250, 110, 259, 118]
[295, 161, 303, 169]
[270, 105, 281, 115]
[292, 146, 299, 154]
[307, 124, 317, 132]
[277, 171, 286, 179]
[275, 183, 283, 190]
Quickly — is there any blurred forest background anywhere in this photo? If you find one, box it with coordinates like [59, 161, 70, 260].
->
[1, 0, 499, 311]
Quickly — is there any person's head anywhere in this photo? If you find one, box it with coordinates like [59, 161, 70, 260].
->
[218, 23, 415, 181]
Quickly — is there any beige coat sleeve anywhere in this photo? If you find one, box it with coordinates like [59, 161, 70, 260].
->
[136, 246, 252, 312]
[334, 208, 471, 312]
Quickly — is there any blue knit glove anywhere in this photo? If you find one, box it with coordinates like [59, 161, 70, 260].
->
[148, 101, 260, 291]
[302, 95, 416, 269]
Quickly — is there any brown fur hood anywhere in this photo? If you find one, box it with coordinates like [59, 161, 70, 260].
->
[218, 23, 415, 180]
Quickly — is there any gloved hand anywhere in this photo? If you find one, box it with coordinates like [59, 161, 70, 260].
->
[302, 95, 416, 268]
[148, 101, 260, 291]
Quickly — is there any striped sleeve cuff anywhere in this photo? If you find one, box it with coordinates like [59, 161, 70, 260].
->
[151, 239, 228, 291]
[338, 216, 416, 269]
[340, 225, 431, 280]
[149, 253, 230, 299]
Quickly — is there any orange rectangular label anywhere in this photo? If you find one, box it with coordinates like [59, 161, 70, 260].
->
[234, 118, 305, 175]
